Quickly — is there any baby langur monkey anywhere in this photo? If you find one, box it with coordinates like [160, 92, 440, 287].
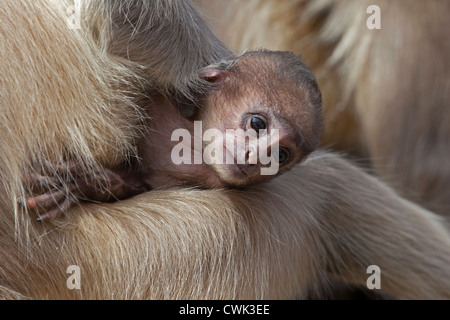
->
[22, 50, 323, 221]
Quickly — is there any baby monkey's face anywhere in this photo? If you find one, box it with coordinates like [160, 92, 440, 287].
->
[197, 51, 322, 187]
[201, 104, 311, 187]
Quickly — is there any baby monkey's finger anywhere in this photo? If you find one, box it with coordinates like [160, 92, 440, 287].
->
[37, 195, 77, 222]
[22, 172, 59, 190]
[23, 190, 66, 210]
[17, 198, 37, 209]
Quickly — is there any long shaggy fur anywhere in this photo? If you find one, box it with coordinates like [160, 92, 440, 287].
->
[0, 0, 449, 299]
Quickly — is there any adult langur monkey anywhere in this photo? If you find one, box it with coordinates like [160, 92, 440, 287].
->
[197, 0, 450, 217]
[0, 0, 449, 299]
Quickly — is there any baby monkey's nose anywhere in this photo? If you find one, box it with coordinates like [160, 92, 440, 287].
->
[245, 146, 259, 165]
[238, 148, 260, 177]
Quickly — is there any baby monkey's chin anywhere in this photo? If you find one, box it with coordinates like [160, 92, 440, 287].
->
[212, 163, 269, 188]
[211, 163, 246, 187]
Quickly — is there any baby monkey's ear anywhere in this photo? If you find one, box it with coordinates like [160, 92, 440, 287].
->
[199, 68, 229, 84]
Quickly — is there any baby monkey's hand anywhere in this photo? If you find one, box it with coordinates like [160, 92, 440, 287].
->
[20, 160, 116, 222]
[20, 160, 150, 222]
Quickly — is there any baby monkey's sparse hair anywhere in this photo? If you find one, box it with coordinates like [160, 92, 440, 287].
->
[206, 50, 323, 118]
[199, 50, 323, 161]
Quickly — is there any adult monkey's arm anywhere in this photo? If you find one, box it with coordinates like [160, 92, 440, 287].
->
[3, 153, 450, 299]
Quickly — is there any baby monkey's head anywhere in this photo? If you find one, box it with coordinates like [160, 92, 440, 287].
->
[197, 49, 323, 187]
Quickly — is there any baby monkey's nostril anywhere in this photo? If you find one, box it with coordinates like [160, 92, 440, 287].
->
[245, 147, 258, 165]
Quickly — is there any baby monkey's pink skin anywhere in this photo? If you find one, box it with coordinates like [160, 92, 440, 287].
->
[21, 50, 322, 221]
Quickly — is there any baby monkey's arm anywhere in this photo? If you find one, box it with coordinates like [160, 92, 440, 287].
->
[20, 161, 150, 221]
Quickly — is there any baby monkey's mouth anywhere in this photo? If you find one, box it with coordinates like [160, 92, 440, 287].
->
[235, 164, 249, 178]
[227, 163, 248, 180]
[230, 163, 263, 181]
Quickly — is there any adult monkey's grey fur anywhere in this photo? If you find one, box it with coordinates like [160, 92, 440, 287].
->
[84, 0, 233, 116]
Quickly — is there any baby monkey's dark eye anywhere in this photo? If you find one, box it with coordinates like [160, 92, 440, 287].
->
[278, 148, 289, 164]
[250, 117, 266, 131]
